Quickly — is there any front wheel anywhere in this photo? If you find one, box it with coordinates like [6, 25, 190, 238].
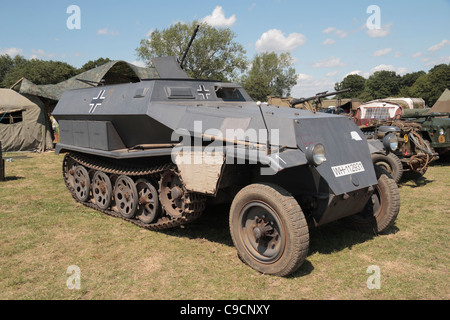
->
[229, 183, 309, 276]
[342, 165, 400, 234]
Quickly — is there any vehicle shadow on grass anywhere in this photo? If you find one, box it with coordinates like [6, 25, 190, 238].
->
[161, 204, 396, 278]
[1, 176, 25, 182]
[161, 203, 234, 247]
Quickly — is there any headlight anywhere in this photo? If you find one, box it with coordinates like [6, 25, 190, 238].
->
[306, 143, 326, 166]
[439, 128, 445, 135]
[383, 133, 398, 152]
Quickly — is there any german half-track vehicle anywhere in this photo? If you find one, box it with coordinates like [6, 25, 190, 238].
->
[52, 57, 400, 276]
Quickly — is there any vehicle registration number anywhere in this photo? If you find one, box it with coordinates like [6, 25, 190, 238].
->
[331, 161, 365, 177]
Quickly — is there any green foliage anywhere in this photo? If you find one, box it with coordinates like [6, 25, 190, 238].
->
[78, 58, 112, 73]
[1, 57, 77, 88]
[136, 21, 248, 81]
[334, 74, 366, 98]
[241, 52, 297, 102]
[365, 70, 401, 100]
[334, 64, 450, 105]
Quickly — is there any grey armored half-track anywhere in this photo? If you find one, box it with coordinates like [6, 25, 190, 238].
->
[52, 57, 400, 276]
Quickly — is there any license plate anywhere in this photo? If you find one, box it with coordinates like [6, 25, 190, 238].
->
[331, 161, 365, 177]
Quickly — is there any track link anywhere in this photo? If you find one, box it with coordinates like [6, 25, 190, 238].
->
[62, 152, 206, 231]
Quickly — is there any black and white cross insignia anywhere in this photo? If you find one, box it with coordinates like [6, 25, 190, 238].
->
[88, 90, 106, 113]
[197, 85, 211, 100]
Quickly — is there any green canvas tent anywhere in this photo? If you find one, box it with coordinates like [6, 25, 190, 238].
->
[2, 61, 158, 152]
[0, 89, 54, 152]
[429, 88, 450, 113]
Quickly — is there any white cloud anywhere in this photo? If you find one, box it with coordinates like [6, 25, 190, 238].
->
[255, 29, 306, 52]
[322, 38, 336, 45]
[367, 22, 392, 38]
[428, 39, 450, 52]
[394, 52, 402, 58]
[371, 64, 395, 73]
[297, 73, 313, 81]
[292, 75, 335, 99]
[411, 52, 423, 59]
[0, 47, 23, 57]
[313, 56, 345, 68]
[30, 49, 55, 59]
[335, 29, 348, 39]
[373, 48, 392, 57]
[396, 67, 410, 75]
[345, 70, 362, 77]
[323, 27, 336, 34]
[424, 56, 450, 66]
[129, 60, 147, 68]
[370, 64, 409, 75]
[201, 6, 236, 27]
[97, 28, 119, 36]
[325, 70, 339, 77]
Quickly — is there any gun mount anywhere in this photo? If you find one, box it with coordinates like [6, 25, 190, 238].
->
[291, 88, 352, 111]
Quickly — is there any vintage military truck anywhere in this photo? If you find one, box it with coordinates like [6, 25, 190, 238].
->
[52, 57, 401, 276]
[401, 89, 450, 157]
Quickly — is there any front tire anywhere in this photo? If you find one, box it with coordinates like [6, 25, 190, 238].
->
[371, 152, 403, 184]
[229, 183, 309, 276]
[343, 165, 400, 234]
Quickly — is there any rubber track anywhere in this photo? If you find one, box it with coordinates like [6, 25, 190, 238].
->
[63, 152, 205, 231]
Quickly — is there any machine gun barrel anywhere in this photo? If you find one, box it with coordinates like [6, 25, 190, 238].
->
[179, 24, 200, 70]
[290, 88, 352, 107]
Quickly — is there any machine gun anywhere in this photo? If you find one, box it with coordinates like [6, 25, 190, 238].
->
[290, 88, 352, 112]
[179, 24, 200, 70]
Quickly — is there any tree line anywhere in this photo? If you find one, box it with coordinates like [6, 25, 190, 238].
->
[334, 64, 450, 107]
[1, 21, 449, 106]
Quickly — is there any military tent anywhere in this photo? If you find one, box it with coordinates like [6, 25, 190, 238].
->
[0, 89, 53, 152]
[2, 61, 157, 152]
[429, 88, 450, 113]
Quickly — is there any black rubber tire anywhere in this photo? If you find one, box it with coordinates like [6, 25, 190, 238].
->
[342, 165, 400, 235]
[229, 183, 309, 276]
[371, 152, 403, 184]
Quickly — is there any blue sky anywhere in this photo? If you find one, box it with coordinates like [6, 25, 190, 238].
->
[1, 0, 449, 97]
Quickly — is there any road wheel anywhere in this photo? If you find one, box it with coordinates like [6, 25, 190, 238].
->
[73, 166, 90, 202]
[92, 171, 112, 210]
[343, 165, 400, 234]
[371, 152, 403, 184]
[229, 183, 309, 276]
[114, 175, 138, 219]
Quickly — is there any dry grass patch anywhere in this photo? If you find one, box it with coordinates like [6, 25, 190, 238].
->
[0, 152, 448, 300]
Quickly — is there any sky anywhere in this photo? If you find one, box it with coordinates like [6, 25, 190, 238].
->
[1, 0, 449, 98]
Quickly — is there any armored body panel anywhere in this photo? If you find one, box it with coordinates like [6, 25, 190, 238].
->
[53, 57, 400, 277]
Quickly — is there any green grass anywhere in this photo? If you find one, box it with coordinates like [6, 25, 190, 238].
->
[0, 152, 448, 300]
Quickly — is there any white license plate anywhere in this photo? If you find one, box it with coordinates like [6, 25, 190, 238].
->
[331, 161, 365, 177]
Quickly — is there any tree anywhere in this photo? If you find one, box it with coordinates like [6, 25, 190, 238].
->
[0, 55, 14, 85]
[334, 74, 366, 98]
[241, 52, 297, 102]
[409, 64, 450, 106]
[136, 21, 247, 81]
[365, 70, 401, 99]
[1, 58, 77, 87]
[78, 57, 111, 73]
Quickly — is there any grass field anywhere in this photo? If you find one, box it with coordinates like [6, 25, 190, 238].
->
[0, 151, 448, 300]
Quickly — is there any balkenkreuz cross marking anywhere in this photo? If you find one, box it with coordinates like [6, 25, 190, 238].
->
[197, 85, 210, 100]
[89, 90, 106, 113]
